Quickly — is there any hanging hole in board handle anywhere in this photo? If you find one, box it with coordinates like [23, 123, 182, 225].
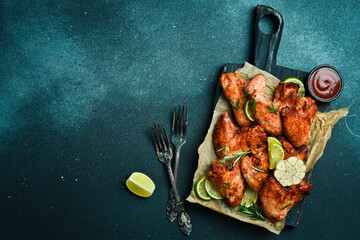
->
[258, 14, 280, 35]
[254, 5, 284, 71]
[255, 5, 283, 36]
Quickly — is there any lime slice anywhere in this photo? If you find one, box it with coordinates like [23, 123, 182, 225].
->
[194, 176, 211, 201]
[284, 77, 305, 98]
[126, 172, 155, 197]
[274, 157, 306, 187]
[267, 137, 282, 147]
[268, 137, 284, 170]
[297, 92, 305, 98]
[240, 185, 258, 207]
[244, 99, 255, 122]
[205, 178, 223, 200]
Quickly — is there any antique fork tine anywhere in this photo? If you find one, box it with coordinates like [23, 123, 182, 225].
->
[151, 122, 192, 235]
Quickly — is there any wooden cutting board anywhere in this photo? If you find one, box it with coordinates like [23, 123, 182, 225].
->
[214, 5, 326, 227]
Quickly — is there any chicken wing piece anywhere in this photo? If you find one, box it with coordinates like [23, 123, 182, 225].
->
[282, 104, 316, 148]
[259, 176, 312, 222]
[219, 73, 252, 127]
[240, 144, 269, 192]
[247, 74, 283, 136]
[273, 82, 299, 110]
[207, 159, 245, 207]
[213, 112, 267, 158]
[273, 82, 318, 148]
[279, 136, 309, 161]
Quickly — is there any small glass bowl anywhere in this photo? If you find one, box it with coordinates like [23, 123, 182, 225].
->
[306, 64, 343, 103]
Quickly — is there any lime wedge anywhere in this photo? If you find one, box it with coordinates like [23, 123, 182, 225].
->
[244, 99, 255, 122]
[267, 137, 282, 147]
[194, 176, 211, 201]
[205, 178, 223, 200]
[240, 185, 258, 207]
[268, 137, 285, 170]
[298, 92, 305, 98]
[126, 172, 155, 197]
[284, 77, 305, 98]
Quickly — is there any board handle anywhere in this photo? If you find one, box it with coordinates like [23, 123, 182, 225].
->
[254, 5, 284, 72]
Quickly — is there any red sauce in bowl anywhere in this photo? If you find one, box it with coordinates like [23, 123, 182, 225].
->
[309, 66, 342, 101]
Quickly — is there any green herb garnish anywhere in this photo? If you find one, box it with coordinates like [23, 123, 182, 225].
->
[230, 98, 241, 110]
[237, 203, 268, 221]
[252, 165, 263, 172]
[217, 144, 227, 152]
[280, 202, 293, 211]
[243, 86, 251, 99]
[253, 97, 256, 113]
[219, 151, 250, 170]
[266, 103, 278, 114]
[217, 144, 229, 154]
[221, 182, 232, 189]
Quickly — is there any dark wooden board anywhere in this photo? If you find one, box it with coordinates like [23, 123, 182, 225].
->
[213, 5, 325, 227]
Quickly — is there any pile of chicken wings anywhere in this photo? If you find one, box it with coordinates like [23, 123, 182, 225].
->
[207, 73, 317, 222]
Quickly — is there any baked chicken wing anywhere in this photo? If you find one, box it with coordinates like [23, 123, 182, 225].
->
[207, 159, 245, 207]
[273, 82, 299, 110]
[212, 112, 267, 158]
[259, 176, 312, 222]
[247, 74, 283, 136]
[240, 144, 269, 192]
[274, 82, 318, 148]
[219, 73, 252, 127]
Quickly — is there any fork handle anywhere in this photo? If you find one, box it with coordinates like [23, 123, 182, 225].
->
[166, 165, 181, 202]
[165, 164, 192, 235]
[166, 189, 177, 222]
[173, 145, 182, 183]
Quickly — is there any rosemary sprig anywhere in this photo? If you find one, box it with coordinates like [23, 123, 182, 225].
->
[252, 165, 263, 172]
[219, 151, 250, 170]
[217, 144, 229, 157]
[243, 86, 251, 99]
[221, 182, 232, 189]
[230, 98, 241, 110]
[266, 103, 278, 114]
[237, 203, 268, 221]
[280, 202, 293, 211]
[253, 97, 256, 113]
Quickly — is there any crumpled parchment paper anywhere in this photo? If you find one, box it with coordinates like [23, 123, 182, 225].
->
[186, 62, 348, 234]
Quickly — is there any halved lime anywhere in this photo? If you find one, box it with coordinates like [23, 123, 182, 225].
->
[268, 137, 285, 170]
[126, 172, 155, 197]
[240, 185, 258, 207]
[244, 99, 255, 122]
[194, 176, 211, 201]
[284, 77, 305, 98]
[205, 178, 223, 200]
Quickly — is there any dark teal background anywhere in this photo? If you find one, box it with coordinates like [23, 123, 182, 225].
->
[1, 0, 359, 239]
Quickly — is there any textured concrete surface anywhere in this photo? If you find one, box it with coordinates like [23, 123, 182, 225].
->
[0, 0, 359, 239]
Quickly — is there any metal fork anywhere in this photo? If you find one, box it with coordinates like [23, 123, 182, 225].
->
[166, 105, 188, 222]
[151, 123, 192, 236]
[172, 105, 188, 183]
